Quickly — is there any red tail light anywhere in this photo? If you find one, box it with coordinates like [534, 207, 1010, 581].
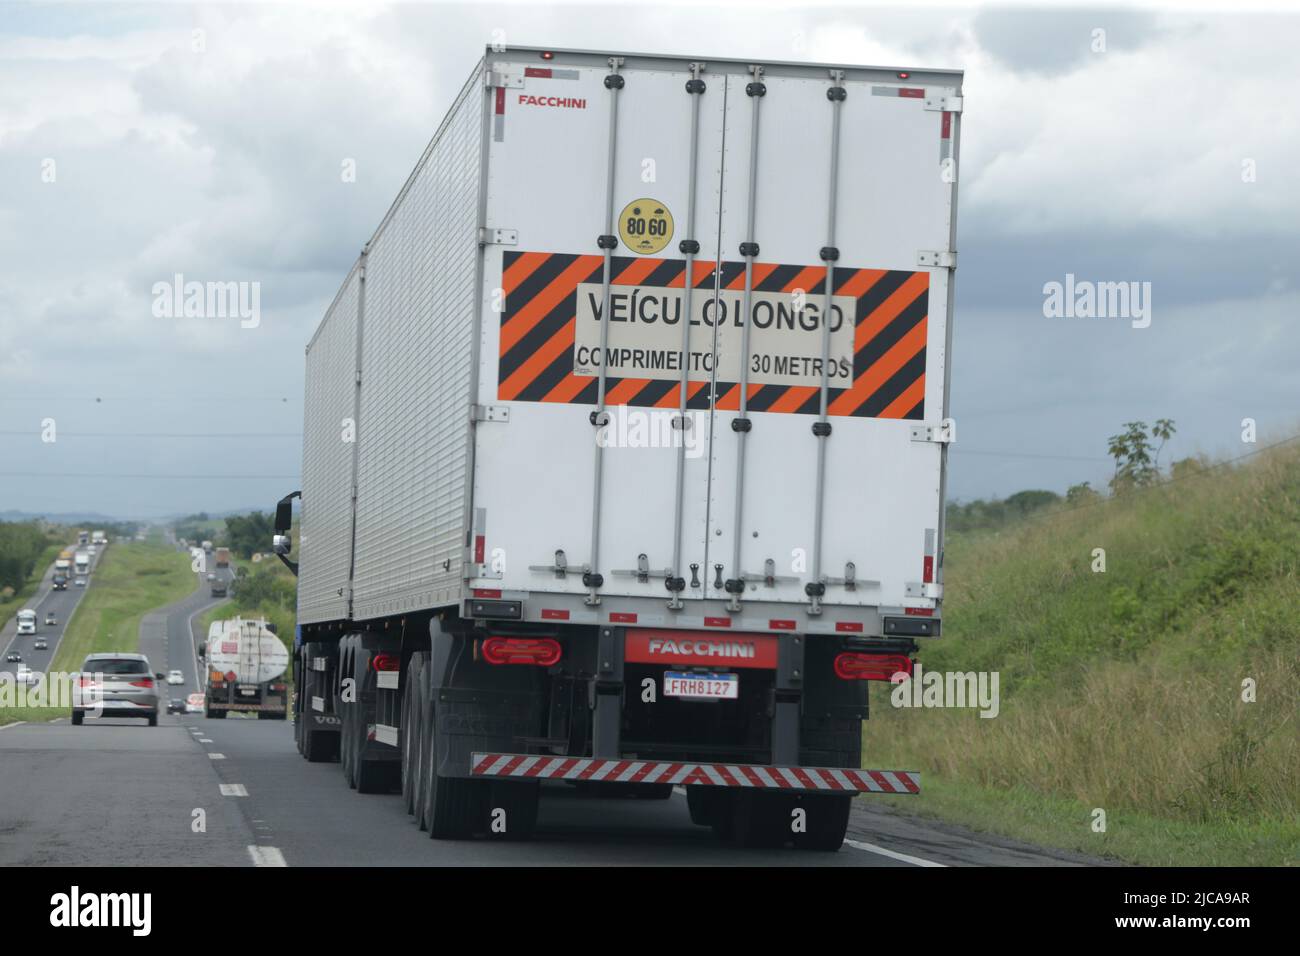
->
[270, 683, 286, 691]
[834, 653, 913, 682]
[129, 678, 154, 688]
[482, 636, 561, 667]
[371, 653, 400, 672]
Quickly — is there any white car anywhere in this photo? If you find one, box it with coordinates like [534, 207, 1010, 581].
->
[185, 693, 205, 714]
[166, 670, 185, 686]
[16, 666, 37, 686]
[75, 577, 87, 587]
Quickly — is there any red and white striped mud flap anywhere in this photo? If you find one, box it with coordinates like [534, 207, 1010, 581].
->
[470, 753, 920, 794]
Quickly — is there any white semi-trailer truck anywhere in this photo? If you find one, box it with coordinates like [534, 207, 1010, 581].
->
[274, 45, 962, 850]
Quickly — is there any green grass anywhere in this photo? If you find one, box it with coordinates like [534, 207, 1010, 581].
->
[49, 541, 196, 672]
[0, 540, 195, 726]
[865, 439, 1300, 866]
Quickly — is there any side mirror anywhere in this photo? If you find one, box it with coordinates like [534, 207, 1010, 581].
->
[197, 643, 206, 659]
[274, 491, 300, 534]
[272, 534, 292, 556]
[155, 672, 165, 681]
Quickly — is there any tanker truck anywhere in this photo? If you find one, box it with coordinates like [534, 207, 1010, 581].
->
[198, 617, 290, 720]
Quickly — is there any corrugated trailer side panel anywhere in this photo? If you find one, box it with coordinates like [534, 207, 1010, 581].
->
[297, 261, 362, 625]
[350, 64, 486, 621]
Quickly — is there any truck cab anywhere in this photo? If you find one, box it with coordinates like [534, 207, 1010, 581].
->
[16, 609, 37, 635]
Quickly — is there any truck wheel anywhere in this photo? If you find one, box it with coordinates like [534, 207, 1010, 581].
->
[792, 794, 852, 852]
[148, 713, 158, 727]
[402, 653, 426, 816]
[731, 791, 795, 849]
[71, 711, 83, 726]
[686, 786, 723, 827]
[340, 639, 358, 787]
[484, 780, 539, 841]
[420, 692, 481, 840]
[303, 717, 339, 762]
[207, 708, 226, 720]
[635, 783, 674, 800]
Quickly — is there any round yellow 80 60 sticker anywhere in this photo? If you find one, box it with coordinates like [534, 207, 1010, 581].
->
[618, 198, 674, 255]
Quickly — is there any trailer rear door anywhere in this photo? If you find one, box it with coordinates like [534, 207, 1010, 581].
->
[705, 70, 960, 611]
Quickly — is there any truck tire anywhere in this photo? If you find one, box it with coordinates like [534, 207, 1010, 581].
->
[792, 794, 852, 852]
[686, 786, 723, 827]
[71, 711, 83, 726]
[147, 713, 158, 727]
[484, 780, 539, 841]
[206, 708, 226, 719]
[340, 639, 358, 788]
[303, 717, 339, 762]
[635, 783, 674, 800]
[731, 791, 796, 849]
[402, 653, 426, 815]
[417, 676, 481, 839]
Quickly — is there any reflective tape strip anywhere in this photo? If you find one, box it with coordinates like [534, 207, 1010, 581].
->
[469, 754, 920, 792]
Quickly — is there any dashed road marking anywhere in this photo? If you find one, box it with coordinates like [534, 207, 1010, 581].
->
[247, 846, 287, 867]
[844, 838, 945, 867]
[220, 784, 248, 797]
[199, 738, 214, 743]
[208, 753, 225, 760]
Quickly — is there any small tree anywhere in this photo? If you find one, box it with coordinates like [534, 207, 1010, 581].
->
[1107, 419, 1176, 492]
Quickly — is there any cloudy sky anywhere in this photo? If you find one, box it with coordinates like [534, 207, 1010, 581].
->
[1, 0, 1297, 519]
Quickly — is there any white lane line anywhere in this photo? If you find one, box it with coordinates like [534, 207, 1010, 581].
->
[208, 753, 225, 760]
[219, 784, 248, 797]
[247, 846, 287, 867]
[199, 738, 214, 744]
[844, 838, 946, 867]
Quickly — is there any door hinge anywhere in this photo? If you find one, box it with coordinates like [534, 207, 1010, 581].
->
[905, 582, 944, 599]
[923, 91, 963, 113]
[484, 69, 524, 89]
[471, 404, 510, 423]
[917, 250, 957, 269]
[478, 226, 518, 246]
[910, 421, 955, 445]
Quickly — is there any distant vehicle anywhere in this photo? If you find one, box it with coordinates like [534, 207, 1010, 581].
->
[52, 575, 68, 591]
[210, 581, 227, 598]
[5, 652, 20, 662]
[75, 577, 87, 587]
[206, 572, 215, 581]
[72, 653, 162, 726]
[16, 610, 36, 635]
[74, 551, 90, 575]
[87, 546, 97, 557]
[44, 612, 56, 626]
[166, 670, 184, 685]
[16, 666, 36, 686]
[202, 540, 213, 553]
[77, 530, 89, 546]
[91, 530, 107, 547]
[55, 558, 72, 578]
[185, 693, 205, 714]
[199, 618, 288, 720]
[214, 547, 230, 568]
[33, 639, 48, 651]
[166, 699, 187, 715]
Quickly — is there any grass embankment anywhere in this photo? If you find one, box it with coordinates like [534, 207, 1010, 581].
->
[49, 541, 195, 672]
[3, 540, 195, 726]
[867, 440, 1300, 866]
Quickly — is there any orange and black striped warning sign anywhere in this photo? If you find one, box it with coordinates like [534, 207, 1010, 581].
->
[497, 251, 929, 419]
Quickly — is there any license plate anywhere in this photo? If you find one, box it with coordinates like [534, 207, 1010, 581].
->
[238, 687, 257, 696]
[664, 672, 738, 700]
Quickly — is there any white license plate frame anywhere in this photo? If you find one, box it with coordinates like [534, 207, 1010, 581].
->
[663, 671, 739, 700]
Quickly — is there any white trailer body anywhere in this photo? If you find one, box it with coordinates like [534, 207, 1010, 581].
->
[298, 47, 960, 638]
[74, 551, 89, 575]
[285, 47, 962, 845]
